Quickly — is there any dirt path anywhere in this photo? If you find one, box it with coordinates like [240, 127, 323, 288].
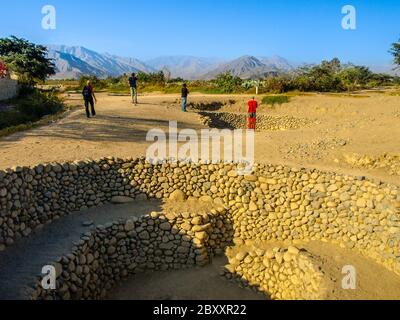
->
[0, 93, 202, 169]
[0, 92, 399, 185]
[109, 256, 265, 300]
[0, 91, 399, 300]
[0, 199, 162, 300]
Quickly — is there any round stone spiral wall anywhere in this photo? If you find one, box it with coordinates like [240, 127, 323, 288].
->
[0, 157, 399, 299]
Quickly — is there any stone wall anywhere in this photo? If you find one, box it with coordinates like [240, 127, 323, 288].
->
[199, 112, 314, 131]
[223, 245, 327, 300]
[0, 157, 399, 299]
[0, 78, 18, 101]
[32, 207, 230, 300]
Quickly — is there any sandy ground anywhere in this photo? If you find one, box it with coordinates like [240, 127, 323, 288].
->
[109, 239, 400, 301]
[0, 91, 399, 300]
[0, 91, 398, 185]
[2, 188, 398, 300]
[109, 256, 265, 300]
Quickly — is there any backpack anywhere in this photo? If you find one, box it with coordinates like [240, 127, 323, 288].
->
[83, 86, 92, 98]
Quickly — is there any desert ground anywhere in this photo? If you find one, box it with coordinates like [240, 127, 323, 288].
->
[0, 90, 399, 300]
[0, 91, 399, 184]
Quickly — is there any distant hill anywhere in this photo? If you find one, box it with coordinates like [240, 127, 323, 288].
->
[47, 50, 106, 79]
[47, 45, 155, 79]
[49, 45, 396, 80]
[368, 63, 399, 76]
[146, 56, 223, 80]
[45, 44, 302, 80]
[257, 55, 293, 72]
[201, 55, 287, 80]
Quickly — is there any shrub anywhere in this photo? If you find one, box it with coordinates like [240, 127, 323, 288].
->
[263, 77, 291, 93]
[262, 95, 290, 106]
[15, 91, 63, 118]
[78, 76, 108, 90]
[214, 72, 243, 93]
[0, 90, 64, 130]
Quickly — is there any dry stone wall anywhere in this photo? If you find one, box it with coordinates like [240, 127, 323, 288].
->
[32, 207, 230, 300]
[223, 245, 328, 300]
[0, 157, 399, 299]
[199, 112, 314, 131]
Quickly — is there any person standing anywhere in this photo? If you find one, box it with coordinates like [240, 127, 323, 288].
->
[82, 80, 97, 118]
[129, 73, 138, 105]
[248, 97, 258, 130]
[181, 83, 189, 112]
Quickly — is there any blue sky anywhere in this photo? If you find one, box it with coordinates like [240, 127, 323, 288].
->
[0, 0, 399, 65]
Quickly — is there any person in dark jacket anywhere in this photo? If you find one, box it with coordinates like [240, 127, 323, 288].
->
[128, 73, 138, 105]
[181, 83, 189, 112]
[82, 80, 97, 118]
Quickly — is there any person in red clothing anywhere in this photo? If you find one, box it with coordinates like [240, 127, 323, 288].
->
[248, 97, 258, 130]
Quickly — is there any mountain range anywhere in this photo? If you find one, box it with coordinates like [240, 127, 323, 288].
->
[47, 45, 295, 80]
[47, 45, 156, 79]
[145, 56, 224, 80]
[47, 45, 398, 80]
[201, 55, 293, 80]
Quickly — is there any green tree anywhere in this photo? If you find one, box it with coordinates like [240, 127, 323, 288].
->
[0, 36, 55, 85]
[137, 71, 166, 84]
[78, 75, 106, 89]
[214, 72, 243, 93]
[302, 58, 343, 92]
[389, 37, 400, 69]
[339, 66, 372, 91]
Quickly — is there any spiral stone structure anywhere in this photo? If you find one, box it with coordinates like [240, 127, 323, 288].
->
[0, 157, 399, 299]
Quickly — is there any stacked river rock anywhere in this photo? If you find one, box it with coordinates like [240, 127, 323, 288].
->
[223, 245, 327, 300]
[0, 157, 399, 299]
[199, 112, 314, 131]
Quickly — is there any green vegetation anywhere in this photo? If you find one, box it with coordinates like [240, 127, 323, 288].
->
[75, 58, 397, 95]
[0, 90, 64, 132]
[0, 36, 66, 136]
[262, 95, 290, 106]
[214, 72, 243, 93]
[0, 36, 65, 137]
[0, 104, 75, 138]
[250, 59, 398, 94]
[390, 36, 400, 68]
[66, 73, 237, 95]
[0, 36, 55, 85]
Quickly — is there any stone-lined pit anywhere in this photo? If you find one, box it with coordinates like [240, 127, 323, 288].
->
[198, 112, 314, 131]
[0, 158, 399, 300]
